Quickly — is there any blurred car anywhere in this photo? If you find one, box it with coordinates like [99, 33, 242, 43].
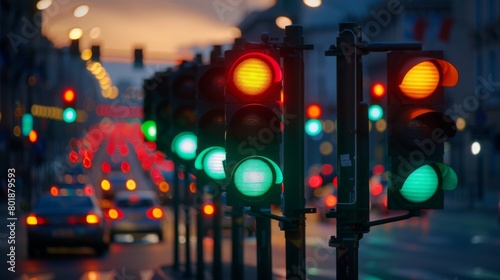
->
[100, 171, 135, 200]
[63, 165, 88, 184]
[106, 190, 165, 241]
[50, 183, 95, 197]
[26, 194, 110, 258]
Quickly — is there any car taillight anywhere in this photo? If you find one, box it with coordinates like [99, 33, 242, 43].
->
[26, 214, 48, 226]
[101, 179, 111, 191]
[86, 213, 100, 224]
[146, 207, 163, 219]
[106, 208, 124, 220]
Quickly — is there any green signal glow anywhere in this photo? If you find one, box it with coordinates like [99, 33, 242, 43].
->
[62, 107, 77, 123]
[141, 120, 157, 141]
[22, 114, 33, 136]
[203, 147, 226, 180]
[234, 158, 274, 197]
[400, 164, 438, 203]
[305, 119, 322, 136]
[368, 104, 384, 121]
[171, 132, 197, 160]
[436, 163, 458, 190]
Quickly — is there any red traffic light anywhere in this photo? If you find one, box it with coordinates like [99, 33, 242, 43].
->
[371, 82, 386, 98]
[306, 104, 322, 119]
[63, 88, 76, 104]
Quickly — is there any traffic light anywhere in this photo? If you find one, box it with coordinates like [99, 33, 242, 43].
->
[142, 78, 157, 142]
[22, 113, 33, 136]
[368, 82, 385, 122]
[142, 72, 172, 152]
[305, 104, 322, 137]
[170, 62, 198, 162]
[224, 48, 284, 207]
[194, 60, 226, 180]
[62, 88, 77, 123]
[386, 50, 459, 210]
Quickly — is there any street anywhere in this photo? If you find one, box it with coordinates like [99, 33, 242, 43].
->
[3, 204, 498, 280]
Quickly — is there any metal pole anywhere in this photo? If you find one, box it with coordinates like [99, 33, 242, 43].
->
[184, 167, 192, 277]
[283, 25, 307, 280]
[196, 176, 206, 280]
[231, 206, 244, 280]
[330, 23, 370, 280]
[212, 190, 222, 280]
[256, 212, 272, 279]
[173, 163, 180, 271]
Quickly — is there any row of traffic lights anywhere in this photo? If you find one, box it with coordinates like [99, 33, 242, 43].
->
[142, 46, 459, 211]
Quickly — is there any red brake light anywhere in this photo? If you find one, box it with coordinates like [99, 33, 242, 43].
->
[50, 186, 59, 196]
[86, 213, 100, 224]
[146, 207, 164, 219]
[371, 183, 383, 196]
[84, 185, 94, 196]
[26, 214, 48, 225]
[106, 208, 124, 220]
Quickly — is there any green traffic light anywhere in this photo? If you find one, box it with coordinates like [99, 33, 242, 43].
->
[400, 164, 438, 203]
[368, 104, 384, 121]
[62, 107, 77, 123]
[195, 147, 226, 180]
[234, 158, 274, 197]
[203, 147, 226, 180]
[141, 120, 157, 141]
[171, 132, 197, 160]
[305, 119, 322, 136]
[22, 114, 33, 136]
[233, 156, 283, 198]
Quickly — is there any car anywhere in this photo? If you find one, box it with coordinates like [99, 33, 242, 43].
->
[106, 190, 165, 241]
[100, 171, 135, 200]
[50, 183, 95, 197]
[26, 194, 111, 258]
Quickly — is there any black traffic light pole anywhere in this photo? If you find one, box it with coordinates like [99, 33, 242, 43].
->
[281, 25, 314, 280]
[325, 23, 370, 280]
[173, 163, 180, 272]
[184, 165, 193, 278]
[325, 23, 424, 279]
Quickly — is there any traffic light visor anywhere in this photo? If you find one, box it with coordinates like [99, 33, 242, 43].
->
[230, 52, 282, 96]
[399, 59, 458, 99]
[195, 147, 226, 180]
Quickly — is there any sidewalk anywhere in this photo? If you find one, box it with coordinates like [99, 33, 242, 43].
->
[153, 263, 287, 280]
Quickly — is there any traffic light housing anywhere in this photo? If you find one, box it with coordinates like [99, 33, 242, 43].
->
[142, 78, 157, 142]
[170, 62, 198, 162]
[305, 104, 323, 137]
[142, 71, 172, 153]
[62, 88, 77, 123]
[194, 61, 227, 181]
[368, 82, 385, 122]
[386, 50, 459, 210]
[224, 48, 283, 207]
